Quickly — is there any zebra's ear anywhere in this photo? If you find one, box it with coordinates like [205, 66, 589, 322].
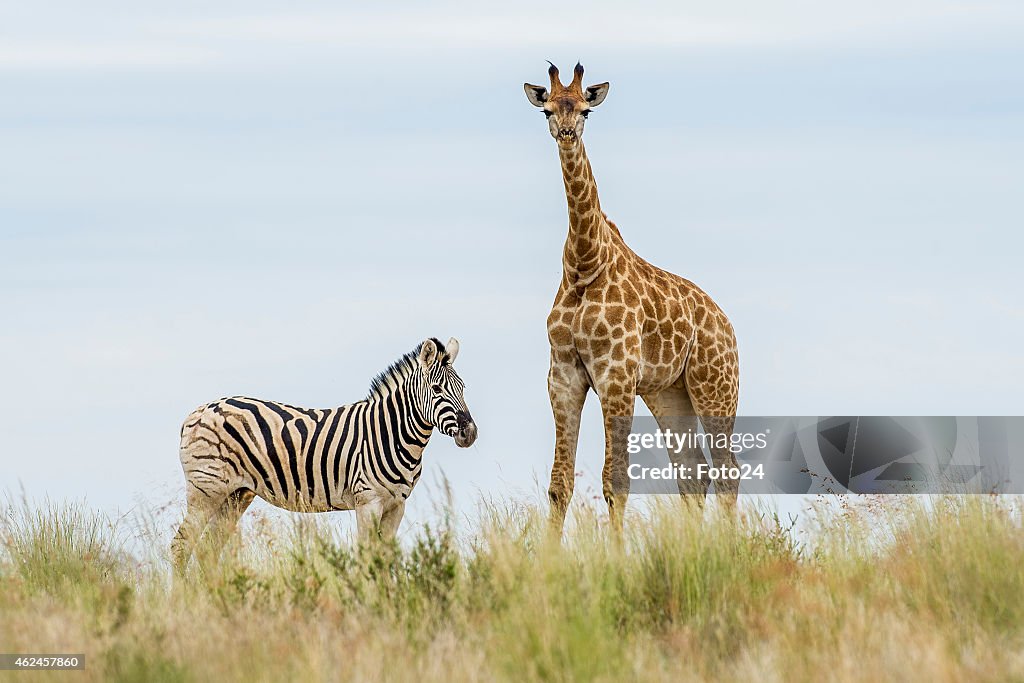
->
[445, 337, 460, 363]
[418, 338, 439, 371]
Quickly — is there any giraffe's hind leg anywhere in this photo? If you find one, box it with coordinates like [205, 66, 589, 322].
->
[685, 344, 740, 507]
[642, 379, 708, 504]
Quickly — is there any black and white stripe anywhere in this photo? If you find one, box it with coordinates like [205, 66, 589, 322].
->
[172, 337, 476, 571]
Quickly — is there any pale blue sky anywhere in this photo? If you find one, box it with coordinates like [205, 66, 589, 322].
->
[2, 1, 1022, 532]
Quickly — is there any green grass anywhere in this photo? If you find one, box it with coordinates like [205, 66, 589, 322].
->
[1, 495, 1022, 682]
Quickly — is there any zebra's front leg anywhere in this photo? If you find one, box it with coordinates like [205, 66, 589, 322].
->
[379, 500, 406, 542]
[355, 497, 385, 544]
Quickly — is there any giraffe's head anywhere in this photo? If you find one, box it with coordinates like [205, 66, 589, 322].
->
[524, 62, 609, 149]
[415, 337, 477, 448]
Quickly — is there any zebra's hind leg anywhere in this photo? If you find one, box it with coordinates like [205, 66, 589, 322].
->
[171, 483, 227, 577]
[197, 488, 256, 568]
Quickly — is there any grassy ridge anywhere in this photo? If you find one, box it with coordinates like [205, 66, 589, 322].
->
[1, 496, 1022, 682]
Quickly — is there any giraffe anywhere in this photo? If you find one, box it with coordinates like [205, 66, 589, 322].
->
[524, 62, 740, 534]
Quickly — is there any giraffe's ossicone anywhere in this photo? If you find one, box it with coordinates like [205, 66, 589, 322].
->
[524, 62, 740, 534]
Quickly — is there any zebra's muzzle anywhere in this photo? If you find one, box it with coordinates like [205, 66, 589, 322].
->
[454, 412, 477, 448]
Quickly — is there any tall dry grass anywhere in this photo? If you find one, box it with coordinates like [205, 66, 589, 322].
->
[1, 495, 1022, 682]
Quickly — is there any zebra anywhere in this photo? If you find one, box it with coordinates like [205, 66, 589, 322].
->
[171, 337, 476, 572]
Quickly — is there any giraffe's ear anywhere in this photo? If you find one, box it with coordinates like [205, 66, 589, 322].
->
[418, 338, 438, 371]
[585, 82, 609, 107]
[445, 337, 460, 363]
[524, 83, 549, 107]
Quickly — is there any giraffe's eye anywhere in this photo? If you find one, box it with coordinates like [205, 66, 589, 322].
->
[431, 384, 443, 395]
[580, 110, 590, 118]
[543, 110, 553, 119]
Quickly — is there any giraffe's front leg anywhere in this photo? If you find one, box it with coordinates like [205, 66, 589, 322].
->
[547, 352, 590, 537]
[595, 372, 638, 535]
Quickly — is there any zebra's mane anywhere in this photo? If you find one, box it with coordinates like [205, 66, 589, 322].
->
[366, 338, 448, 401]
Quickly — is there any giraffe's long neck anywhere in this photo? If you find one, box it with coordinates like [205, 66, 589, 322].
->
[558, 142, 612, 287]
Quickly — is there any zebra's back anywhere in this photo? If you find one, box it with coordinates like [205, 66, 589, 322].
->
[179, 396, 367, 512]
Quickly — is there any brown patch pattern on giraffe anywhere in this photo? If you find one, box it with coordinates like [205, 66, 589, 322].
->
[525, 63, 740, 534]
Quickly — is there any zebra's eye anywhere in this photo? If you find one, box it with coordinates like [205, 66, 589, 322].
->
[431, 384, 442, 395]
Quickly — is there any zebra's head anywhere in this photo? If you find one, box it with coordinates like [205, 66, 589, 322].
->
[416, 337, 477, 448]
